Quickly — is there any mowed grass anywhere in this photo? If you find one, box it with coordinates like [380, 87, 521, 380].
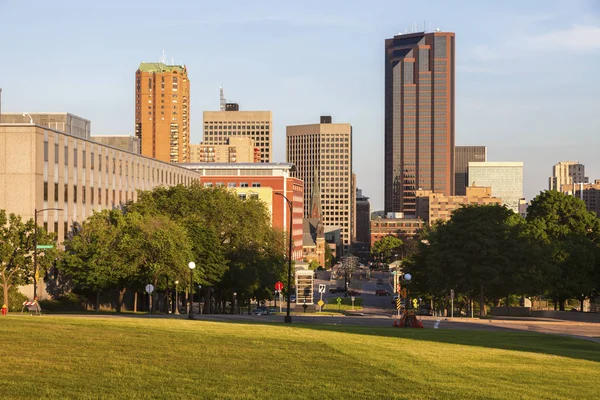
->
[0, 316, 598, 400]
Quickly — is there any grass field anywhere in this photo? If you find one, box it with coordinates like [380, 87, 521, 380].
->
[0, 316, 598, 399]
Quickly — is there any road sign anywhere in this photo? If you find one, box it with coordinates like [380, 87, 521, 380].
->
[318, 284, 326, 294]
[336, 297, 342, 305]
[145, 284, 154, 294]
[396, 298, 402, 310]
[275, 281, 284, 291]
[317, 300, 324, 307]
[412, 298, 418, 308]
[450, 289, 455, 300]
[36, 245, 54, 249]
[397, 284, 401, 293]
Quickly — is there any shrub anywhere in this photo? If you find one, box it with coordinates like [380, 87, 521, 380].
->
[39, 293, 85, 312]
[7, 288, 28, 312]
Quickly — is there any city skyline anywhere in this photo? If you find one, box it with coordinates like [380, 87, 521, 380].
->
[1, 0, 599, 209]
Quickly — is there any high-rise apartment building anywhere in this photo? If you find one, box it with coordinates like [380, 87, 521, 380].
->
[455, 146, 487, 195]
[468, 162, 523, 213]
[287, 116, 353, 253]
[384, 30, 455, 215]
[135, 62, 190, 163]
[549, 161, 588, 191]
[189, 137, 260, 163]
[203, 105, 272, 163]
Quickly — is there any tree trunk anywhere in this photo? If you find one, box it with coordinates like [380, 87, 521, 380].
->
[479, 285, 485, 318]
[559, 298, 565, 311]
[116, 287, 126, 313]
[152, 278, 158, 313]
[580, 298, 585, 313]
[95, 289, 101, 312]
[133, 292, 138, 313]
[3, 283, 10, 314]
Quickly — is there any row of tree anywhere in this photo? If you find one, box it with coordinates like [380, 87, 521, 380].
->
[401, 191, 600, 314]
[1, 184, 288, 313]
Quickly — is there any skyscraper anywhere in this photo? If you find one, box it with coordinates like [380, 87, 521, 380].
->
[455, 146, 487, 195]
[287, 116, 353, 253]
[135, 62, 190, 163]
[549, 161, 588, 191]
[384, 30, 455, 215]
[203, 104, 272, 163]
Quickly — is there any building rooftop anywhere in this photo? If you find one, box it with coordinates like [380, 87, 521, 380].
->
[179, 162, 294, 169]
[138, 62, 186, 73]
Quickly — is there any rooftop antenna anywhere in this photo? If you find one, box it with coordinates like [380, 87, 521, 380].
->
[171, 57, 174, 65]
[220, 87, 226, 111]
[161, 49, 166, 64]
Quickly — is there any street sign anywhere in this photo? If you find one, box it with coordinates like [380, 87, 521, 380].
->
[275, 281, 284, 291]
[317, 300, 325, 307]
[318, 284, 326, 294]
[391, 271, 397, 275]
[396, 298, 402, 310]
[397, 284, 401, 293]
[145, 284, 154, 294]
[336, 297, 342, 305]
[450, 289, 455, 300]
[36, 245, 54, 249]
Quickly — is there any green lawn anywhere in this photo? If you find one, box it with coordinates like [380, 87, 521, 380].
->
[327, 297, 364, 310]
[0, 316, 598, 399]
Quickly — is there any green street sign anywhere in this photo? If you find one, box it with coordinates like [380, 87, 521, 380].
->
[36, 245, 54, 249]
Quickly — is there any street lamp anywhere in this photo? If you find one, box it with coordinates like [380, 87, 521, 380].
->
[188, 262, 196, 320]
[22, 112, 34, 124]
[33, 208, 62, 300]
[174, 280, 179, 315]
[274, 192, 293, 323]
[233, 292, 237, 315]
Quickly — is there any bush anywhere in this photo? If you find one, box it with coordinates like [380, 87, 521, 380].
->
[7, 288, 28, 312]
[39, 293, 85, 312]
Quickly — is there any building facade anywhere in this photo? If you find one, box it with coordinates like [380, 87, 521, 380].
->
[549, 161, 588, 191]
[468, 162, 523, 213]
[455, 146, 487, 195]
[180, 163, 304, 260]
[287, 117, 353, 253]
[189, 137, 259, 163]
[384, 31, 456, 215]
[135, 62, 190, 163]
[92, 135, 141, 154]
[0, 123, 201, 299]
[203, 108, 272, 163]
[370, 216, 424, 246]
[355, 188, 371, 245]
[1, 112, 91, 139]
[415, 186, 501, 224]
[561, 180, 600, 216]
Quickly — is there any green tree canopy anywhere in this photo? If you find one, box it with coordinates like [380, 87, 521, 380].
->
[371, 235, 403, 262]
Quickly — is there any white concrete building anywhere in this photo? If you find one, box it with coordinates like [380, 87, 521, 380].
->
[468, 162, 524, 213]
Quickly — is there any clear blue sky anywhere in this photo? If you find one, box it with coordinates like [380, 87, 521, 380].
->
[1, 0, 599, 210]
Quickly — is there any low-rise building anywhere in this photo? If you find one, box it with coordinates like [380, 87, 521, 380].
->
[1, 112, 91, 139]
[416, 186, 502, 224]
[370, 213, 424, 246]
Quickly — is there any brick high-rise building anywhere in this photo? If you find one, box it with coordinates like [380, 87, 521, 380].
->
[384, 30, 455, 215]
[287, 116, 353, 253]
[135, 62, 190, 163]
[203, 105, 272, 163]
[455, 146, 487, 195]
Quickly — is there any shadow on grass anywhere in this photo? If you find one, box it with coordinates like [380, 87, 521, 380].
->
[200, 318, 600, 363]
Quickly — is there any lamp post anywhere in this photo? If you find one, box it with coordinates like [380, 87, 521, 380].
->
[188, 262, 196, 320]
[33, 208, 62, 300]
[233, 292, 237, 315]
[274, 192, 293, 323]
[174, 280, 179, 315]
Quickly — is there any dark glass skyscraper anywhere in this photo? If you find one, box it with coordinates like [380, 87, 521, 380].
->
[384, 31, 455, 215]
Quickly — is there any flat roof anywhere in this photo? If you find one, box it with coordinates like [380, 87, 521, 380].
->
[469, 161, 523, 167]
[179, 162, 294, 169]
[1, 112, 91, 123]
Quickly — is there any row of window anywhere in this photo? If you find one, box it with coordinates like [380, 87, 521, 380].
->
[43, 182, 134, 206]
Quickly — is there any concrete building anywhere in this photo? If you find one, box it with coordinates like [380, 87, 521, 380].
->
[1, 112, 90, 139]
[561, 179, 600, 216]
[355, 189, 371, 245]
[135, 62, 190, 163]
[468, 162, 524, 213]
[287, 116, 353, 253]
[189, 137, 260, 163]
[180, 162, 304, 260]
[416, 186, 502, 224]
[385, 31, 456, 215]
[0, 122, 201, 299]
[455, 146, 487, 195]
[203, 107, 272, 163]
[92, 135, 140, 154]
[370, 214, 424, 246]
[549, 161, 588, 191]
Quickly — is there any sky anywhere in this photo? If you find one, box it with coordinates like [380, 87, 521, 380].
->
[1, 0, 599, 210]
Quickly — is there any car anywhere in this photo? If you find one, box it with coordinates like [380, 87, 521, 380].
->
[346, 290, 360, 296]
[377, 279, 384, 285]
[290, 295, 296, 302]
[251, 307, 271, 315]
[329, 287, 346, 294]
[375, 289, 391, 296]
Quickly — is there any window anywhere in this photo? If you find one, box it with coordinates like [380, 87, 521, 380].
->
[82, 186, 86, 204]
[64, 222, 68, 241]
[82, 150, 86, 168]
[64, 146, 69, 165]
[240, 182, 249, 188]
[238, 193, 247, 200]
[73, 149, 77, 167]
[227, 182, 236, 188]
[44, 142, 48, 162]
[73, 185, 77, 203]
[204, 182, 213, 187]
[64, 184, 68, 202]
[54, 143, 59, 164]
[44, 182, 48, 201]
[90, 152, 94, 170]
[251, 183, 261, 188]
[91, 188, 94, 205]
[54, 183, 59, 202]
[98, 188, 102, 205]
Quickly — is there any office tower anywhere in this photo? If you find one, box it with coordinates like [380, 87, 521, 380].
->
[355, 189, 371, 245]
[203, 105, 272, 163]
[468, 162, 524, 213]
[384, 30, 456, 215]
[287, 116, 353, 253]
[549, 161, 588, 191]
[135, 62, 190, 163]
[455, 146, 487, 195]
[189, 137, 260, 163]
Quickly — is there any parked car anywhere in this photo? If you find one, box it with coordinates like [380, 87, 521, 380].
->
[375, 289, 391, 296]
[252, 307, 271, 315]
[346, 290, 361, 296]
[377, 279, 384, 285]
[329, 287, 346, 294]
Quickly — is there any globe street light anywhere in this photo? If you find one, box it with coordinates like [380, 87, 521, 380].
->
[174, 280, 179, 315]
[188, 262, 196, 320]
[274, 192, 293, 323]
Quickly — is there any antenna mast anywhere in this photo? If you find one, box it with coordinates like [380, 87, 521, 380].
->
[220, 87, 226, 111]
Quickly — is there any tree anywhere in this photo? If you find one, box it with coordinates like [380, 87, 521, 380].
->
[371, 235, 403, 262]
[0, 210, 58, 311]
[526, 191, 600, 310]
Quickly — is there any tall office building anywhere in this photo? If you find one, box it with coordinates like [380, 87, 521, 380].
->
[455, 146, 487, 195]
[549, 161, 588, 191]
[355, 189, 371, 245]
[287, 116, 353, 253]
[203, 104, 272, 163]
[384, 30, 455, 215]
[468, 162, 523, 213]
[135, 62, 190, 163]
